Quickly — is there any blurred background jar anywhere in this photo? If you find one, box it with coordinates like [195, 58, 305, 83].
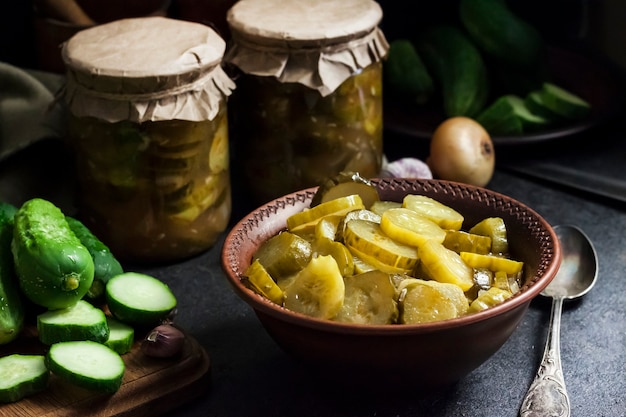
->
[61, 17, 236, 263]
[225, 0, 389, 207]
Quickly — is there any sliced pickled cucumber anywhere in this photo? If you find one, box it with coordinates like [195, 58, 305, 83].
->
[150, 141, 202, 159]
[245, 259, 285, 305]
[253, 232, 312, 281]
[313, 238, 354, 277]
[460, 252, 523, 275]
[493, 270, 512, 292]
[336, 209, 381, 241]
[287, 194, 365, 233]
[370, 200, 402, 216]
[398, 278, 468, 324]
[145, 118, 216, 147]
[311, 172, 380, 209]
[314, 215, 343, 242]
[348, 246, 414, 275]
[352, 255, 376, 274]
[418, 240, 474, 291]
[469, 217, 508, 254]
[380, 207, 446, 248]
[402, 195, 464, 230]
[283, 255, 345, 319]
[343, 219, 419, 271]
[468, 287, 513, 313]
[341, 209, 382, 225]
[150, 154, 196, 173]
[168, 173, 228, 222]
[276, 273, 298, 292]
[209, 114, 229, 173]
[334, 270, 399, 325]
[443, 229, 492, 254]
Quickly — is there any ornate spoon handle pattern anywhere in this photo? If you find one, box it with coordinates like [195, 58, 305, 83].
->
[520, 297, 571, 417]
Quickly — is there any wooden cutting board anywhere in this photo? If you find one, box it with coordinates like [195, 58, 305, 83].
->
[0, 325, 211, 417]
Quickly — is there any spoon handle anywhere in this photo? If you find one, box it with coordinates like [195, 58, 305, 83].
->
[520, 297, 571, 417]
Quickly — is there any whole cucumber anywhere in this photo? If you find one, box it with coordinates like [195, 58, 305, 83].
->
[12, 198, 94, 310]
[459, 0, 545, 72]
[384, 39, 435, 105]
[415, 24, 489, 118]
[66, 216, 124, 303]
[0, 202, 24, 345]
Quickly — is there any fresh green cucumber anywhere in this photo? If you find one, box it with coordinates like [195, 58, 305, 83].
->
[12, 198, 94, 310]
[459, 0, 545, 71]
[106, 272, 177, 327]
[104, 316, 135, 355]
[525, 90, 566, 122]
[475, 95, 524, 136]
[384, 39, 435, 104]
[0, 354, 49, 403]
[65, 216, 124, 304]
[476, 94, 551, 135]
[415, 24, 489, 118]
[37, 300, 109, 345]
[0, 202, 24, 345]
[538, 82, 591, 120]
[45, 340, 125, 393]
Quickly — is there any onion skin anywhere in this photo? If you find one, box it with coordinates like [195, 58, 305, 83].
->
[427, 117, 495, 187]
[141, 324, 185, 358]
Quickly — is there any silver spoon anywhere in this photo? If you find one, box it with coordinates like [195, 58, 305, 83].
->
[519, 224, 598, 417]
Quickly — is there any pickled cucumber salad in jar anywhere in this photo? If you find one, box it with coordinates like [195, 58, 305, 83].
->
[225, 0, 389, 205]
[61, 17, 236, 263]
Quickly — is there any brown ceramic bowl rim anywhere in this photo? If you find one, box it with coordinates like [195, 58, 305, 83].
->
[222, 178, 562, 336]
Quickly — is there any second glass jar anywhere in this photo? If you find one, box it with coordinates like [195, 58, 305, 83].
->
[231, 63, 383, 205]
[225, 0, 389, 206]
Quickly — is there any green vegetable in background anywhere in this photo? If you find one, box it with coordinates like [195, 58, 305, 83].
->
[384, 39, 434, 105]
[459, 0, 545, 71]
[476, 94, 549, 136]
[415, 24, 489, 118]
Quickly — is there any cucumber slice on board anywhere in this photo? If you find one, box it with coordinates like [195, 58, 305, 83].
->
[37, 299, 109, 345]
[0, 354, 49, 403]
[106, 272, 177, 327]
[104, 316, 135, 355]
[45, 340, 125, 393]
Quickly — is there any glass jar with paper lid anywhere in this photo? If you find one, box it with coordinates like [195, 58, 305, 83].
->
[225, 0, 389, 206]
[62, 17, 236, 263]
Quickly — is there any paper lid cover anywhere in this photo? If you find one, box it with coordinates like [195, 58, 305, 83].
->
[225, 0, 388, 96]
[62, 17, 235, 123]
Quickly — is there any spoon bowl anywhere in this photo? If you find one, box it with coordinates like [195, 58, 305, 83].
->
[520, 224, 598, 417]
[542, 224, 598, 300]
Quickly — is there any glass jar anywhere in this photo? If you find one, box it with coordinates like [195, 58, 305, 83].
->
[225, 0, 389, 206]
[62, 17, 236, 263]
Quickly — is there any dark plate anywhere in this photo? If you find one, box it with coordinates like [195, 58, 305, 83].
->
[383, 46, 624, 146]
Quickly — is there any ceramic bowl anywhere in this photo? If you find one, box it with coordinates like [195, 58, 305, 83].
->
[221, 178, 561, 391]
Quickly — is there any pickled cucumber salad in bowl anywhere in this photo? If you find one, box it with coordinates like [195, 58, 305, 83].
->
[222, 174, 561, 389]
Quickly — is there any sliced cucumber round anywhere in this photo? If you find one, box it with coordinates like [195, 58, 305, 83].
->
[106, 272, 177, 327]
[0, 354, 49, 403]
[46, 340, 125, 393]
[104, 317, 135, 355]
[37, 299, 109, 345]
[283, 255, 345, 320]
